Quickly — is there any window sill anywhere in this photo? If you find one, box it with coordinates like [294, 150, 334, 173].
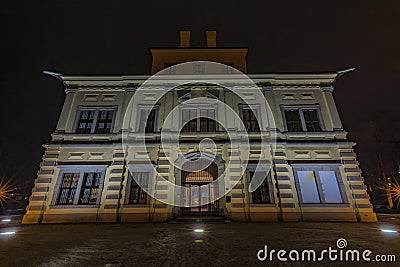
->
[123, 204, 150, 208]
[276, 131, 350, 142]
[250, 203, 276, 207]
[49, 204, 100, 209]
[299, 203, 350, 208]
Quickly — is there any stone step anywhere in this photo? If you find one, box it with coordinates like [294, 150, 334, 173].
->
[174, 216, 225, 223]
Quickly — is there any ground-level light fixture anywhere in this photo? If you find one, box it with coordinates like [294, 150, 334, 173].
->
[0, 231, 16, 236]
[381, 229, 398, 234]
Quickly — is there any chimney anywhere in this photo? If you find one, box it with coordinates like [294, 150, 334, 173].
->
[180, 30, 191, 47]
[206, 31, 217, 47]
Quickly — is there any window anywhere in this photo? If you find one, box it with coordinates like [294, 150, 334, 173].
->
[74, 107, 116, 134]
[137, 107, 158, 133]
[181, 108, 216, 133]
[127, 172, 149, 204]
[54, 166, 106, 206]
[293, 165, 345, 204]
[284, 110, 302, 132]
[57, 173, 80, 205]
[240, 106, 260, 132]
[246, 167, 273, 204]
[78, 173, 101, 204]
[282, 106, 323, 132]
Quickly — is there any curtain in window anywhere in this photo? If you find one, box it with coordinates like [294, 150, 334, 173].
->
[297, 171, 320, 203]
[319, 171, 342, 203]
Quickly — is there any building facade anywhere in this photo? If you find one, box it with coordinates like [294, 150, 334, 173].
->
[22, 31, 377, 223]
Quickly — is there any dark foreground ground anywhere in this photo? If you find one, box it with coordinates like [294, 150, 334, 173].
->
[1, 215, 400, 267]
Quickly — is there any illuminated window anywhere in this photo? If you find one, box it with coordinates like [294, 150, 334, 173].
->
[57, 173, 80, 205]
[74, 107, 116, 134]
[78, 173, 101, 205]
[54, 166, 106, 206]
[282, 106, 323, 132]
[293, 165, 345, 204]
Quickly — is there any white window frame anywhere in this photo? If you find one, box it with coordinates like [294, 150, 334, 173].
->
[246, 165, 275, 205]
[73, 106, 117, 134]
[281, 105, 324, 132]
[136, 105, 159, 133]
[292, 164, 348, 205]
[239, 104, 262, 132]
[179, 103, 217, 132]
[51, 165, 107, 207]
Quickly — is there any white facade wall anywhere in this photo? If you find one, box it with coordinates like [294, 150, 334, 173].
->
[22, 74, 377, 224]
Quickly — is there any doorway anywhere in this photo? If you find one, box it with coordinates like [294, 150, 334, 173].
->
[180, 163, 219, 216]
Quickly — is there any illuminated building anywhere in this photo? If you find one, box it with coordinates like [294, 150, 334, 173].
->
[23, 31, 376, 223]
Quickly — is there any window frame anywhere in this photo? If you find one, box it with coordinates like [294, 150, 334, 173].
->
[281, 105, 324, 132]
[179, 103, 217, 133]
[51, 165, 107, 207]
[292, 164, 348, 205]
[239, 104, 262, 133]
[125, 172, 150, 205]
[245, 165, 275, 205]
[124, 165, 153, 207]
[73, 106, 117, 134]
[136, 105, 159, 133]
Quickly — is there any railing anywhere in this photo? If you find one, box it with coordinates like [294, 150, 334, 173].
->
[180, 201, 220, 216]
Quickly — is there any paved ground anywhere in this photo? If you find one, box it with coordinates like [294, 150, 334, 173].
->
[0, 215, 400, 267]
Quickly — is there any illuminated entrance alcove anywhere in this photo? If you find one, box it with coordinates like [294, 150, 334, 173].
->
[174, 152, 225, 216]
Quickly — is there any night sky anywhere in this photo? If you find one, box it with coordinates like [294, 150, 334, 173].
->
[1, 1, 400, 197]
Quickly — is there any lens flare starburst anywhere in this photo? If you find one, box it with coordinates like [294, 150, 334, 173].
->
[0, 178, 15, 206]
[389, 179, 400, 207]
[0, 176, 20, 207]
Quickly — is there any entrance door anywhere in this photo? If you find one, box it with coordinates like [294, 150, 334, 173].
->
[188, 183, 211, 213]
[180, 164, 219, 216]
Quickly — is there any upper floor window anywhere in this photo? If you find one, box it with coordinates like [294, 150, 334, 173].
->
[293, 165, 345, 204]
[240, 105, 260, 133]
[74, 107, 116, 134]
[181, 108, 216, 133]
[53, 166, 106, 206]
[137, 107, 158, 133]
[282, 106, 323, 132]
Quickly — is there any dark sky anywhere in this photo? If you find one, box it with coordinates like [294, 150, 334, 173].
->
[1, 1, 400, 196]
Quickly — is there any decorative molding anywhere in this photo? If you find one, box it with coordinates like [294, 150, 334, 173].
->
[321, 86, 334, 92]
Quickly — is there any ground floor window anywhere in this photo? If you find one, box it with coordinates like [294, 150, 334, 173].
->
[246, 167, 273, 204]
[293, 164, 345, 204]
[127, 172, 149, 204]
[54, 165, 106, 205]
